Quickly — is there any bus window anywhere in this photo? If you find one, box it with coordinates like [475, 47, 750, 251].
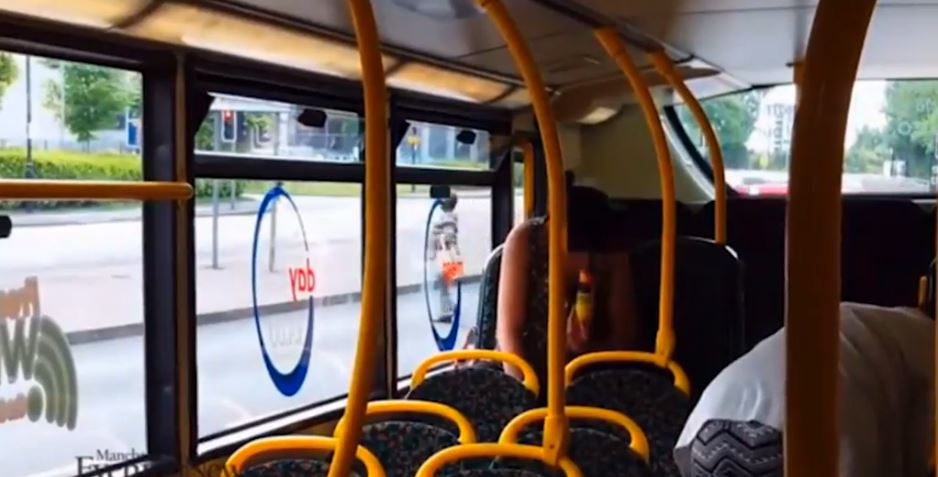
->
[0, 54, 145, 476]
[195, 179, 362, 440]
[397, 121, 491, 170]
[196, 94, 362, 163]
[672, 80, 938, 195]
[395, 185, 491, 379]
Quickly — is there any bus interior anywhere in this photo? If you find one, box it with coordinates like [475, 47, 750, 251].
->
[0, 0, 933, 476]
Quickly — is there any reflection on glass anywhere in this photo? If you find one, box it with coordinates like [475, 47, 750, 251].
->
[196, 94, 361, 163]
[395, 186, 491, 378]
[0, 201, 145, 477]
[398, 121, 497, 170]
[195, 180, 362, 439]
[676, 80, 938, 195]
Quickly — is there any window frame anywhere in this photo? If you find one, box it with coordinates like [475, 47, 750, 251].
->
[0, 17, 183, 477]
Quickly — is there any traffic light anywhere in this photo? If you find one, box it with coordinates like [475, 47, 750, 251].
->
[221, 110, 236, 143]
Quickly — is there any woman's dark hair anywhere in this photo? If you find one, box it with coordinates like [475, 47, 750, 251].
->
[567, 185, 612, 252]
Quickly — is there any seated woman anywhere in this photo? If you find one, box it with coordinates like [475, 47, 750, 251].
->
[674, 302, 934, 477]
[495, 183, 642, 384]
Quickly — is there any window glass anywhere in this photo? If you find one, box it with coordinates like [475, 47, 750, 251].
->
[513, 158, 525, 226]
[397, 121, 492, 170]
[674, 80, 938, 195]
[0, 52, 142, 181]
[196, 94, 362, 163]
[0, 201, 146, 476]
[395, 185, 491, 379]
[196, 180, 362, 439]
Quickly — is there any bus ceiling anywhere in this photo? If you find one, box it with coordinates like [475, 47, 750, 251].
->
[0, 0, 739, 119]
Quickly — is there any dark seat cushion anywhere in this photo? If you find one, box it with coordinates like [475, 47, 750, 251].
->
[407, 366, 537, 442]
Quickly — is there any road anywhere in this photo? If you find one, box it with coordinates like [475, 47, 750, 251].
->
[2, 283, 480, 477]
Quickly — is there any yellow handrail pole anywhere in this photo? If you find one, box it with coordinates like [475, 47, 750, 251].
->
[649, 52, 726, 245]
[595, 30, 677, 362]
[0, 180, 192, 200]
[330, 0, 389, 475]
[785, 1, 875, 476]
[476, 0, 570, 462]
[522, 138, 536, 220]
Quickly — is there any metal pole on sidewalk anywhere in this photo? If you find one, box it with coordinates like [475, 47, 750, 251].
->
[212, 179, 220, 269]
[229, 179, 236, 210]
[268, 181, 280, 272]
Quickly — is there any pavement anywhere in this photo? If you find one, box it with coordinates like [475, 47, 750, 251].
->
[0, 192, 509, 477]
[1, 282, 480, 477]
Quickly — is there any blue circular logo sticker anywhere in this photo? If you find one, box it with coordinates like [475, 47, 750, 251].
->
[423, 198, 462, 351]
[251, 185, 315, 397]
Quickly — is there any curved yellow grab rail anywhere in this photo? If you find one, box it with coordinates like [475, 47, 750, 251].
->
[520, 138, 536, 220]
[335, 400, 477, 444]
[476, 0, 570, 462]
[785, 0, 876, 475]
[411, 350, 540, 397]
[330, 0, 389, 475]
[594, 29, 677, 363]
[499, 406, 650, 464]
[565, 351, 690, 397]
[415, 444, 582, 477]
[648, 52, 726, 245]
[226, 436, 385, 476]
[0, 180, 193, 201]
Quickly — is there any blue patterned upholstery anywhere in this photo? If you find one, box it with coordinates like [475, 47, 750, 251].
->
[473, 246, 504, 350]
[515, 427, 651, 477]
[240, 459, 361, 477]
[446, 470, 547, 477]
[360, 421, 461, 477]
[407, 366, 537, 442]
[567, 368, 690, 477]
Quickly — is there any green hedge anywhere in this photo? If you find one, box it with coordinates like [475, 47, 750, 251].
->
[0, 149, 243, 209]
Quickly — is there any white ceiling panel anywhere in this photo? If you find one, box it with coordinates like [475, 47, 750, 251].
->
[225, 0, 579, 60]
[572, 0, 938, 84]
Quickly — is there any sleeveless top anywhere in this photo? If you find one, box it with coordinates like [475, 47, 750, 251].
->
[519, 217, 613, 390]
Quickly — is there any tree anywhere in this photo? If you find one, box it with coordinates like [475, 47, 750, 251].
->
[845, 126, 888, 173]
[43, 62, 134, 149]
[0, 53, 17, 109]
[679, 91, 763, 169]
[882, 81, 938, 179]
[195, 119, 215, 151]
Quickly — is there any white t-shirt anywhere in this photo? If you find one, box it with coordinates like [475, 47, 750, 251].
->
[673, 302, 935, 477]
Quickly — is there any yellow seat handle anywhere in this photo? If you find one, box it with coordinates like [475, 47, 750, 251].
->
[411, 350, 540, 396]
[415, 443, 582, 477]
[565, 351, 691, 396]
[225, 436, 386, 476]
[335, 400, 477, 444]
[499, 406, 650, 464]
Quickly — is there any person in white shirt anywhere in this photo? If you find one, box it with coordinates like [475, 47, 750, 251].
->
[674, 302, 934, 477]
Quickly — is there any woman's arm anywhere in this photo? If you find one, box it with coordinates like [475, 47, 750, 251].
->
[496, 223, 532, 379]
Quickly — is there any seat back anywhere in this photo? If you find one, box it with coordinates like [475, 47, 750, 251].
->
[359, 421, 460, 477]
[566, 368, 690, 477]
[406, 366, 537, 442]
[630, 236, 746, 393]
[474, 245, 505, 350]
[240, 459, 361, 477]
[516, 427, 651, 477]
[689, 419, 783, 477]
